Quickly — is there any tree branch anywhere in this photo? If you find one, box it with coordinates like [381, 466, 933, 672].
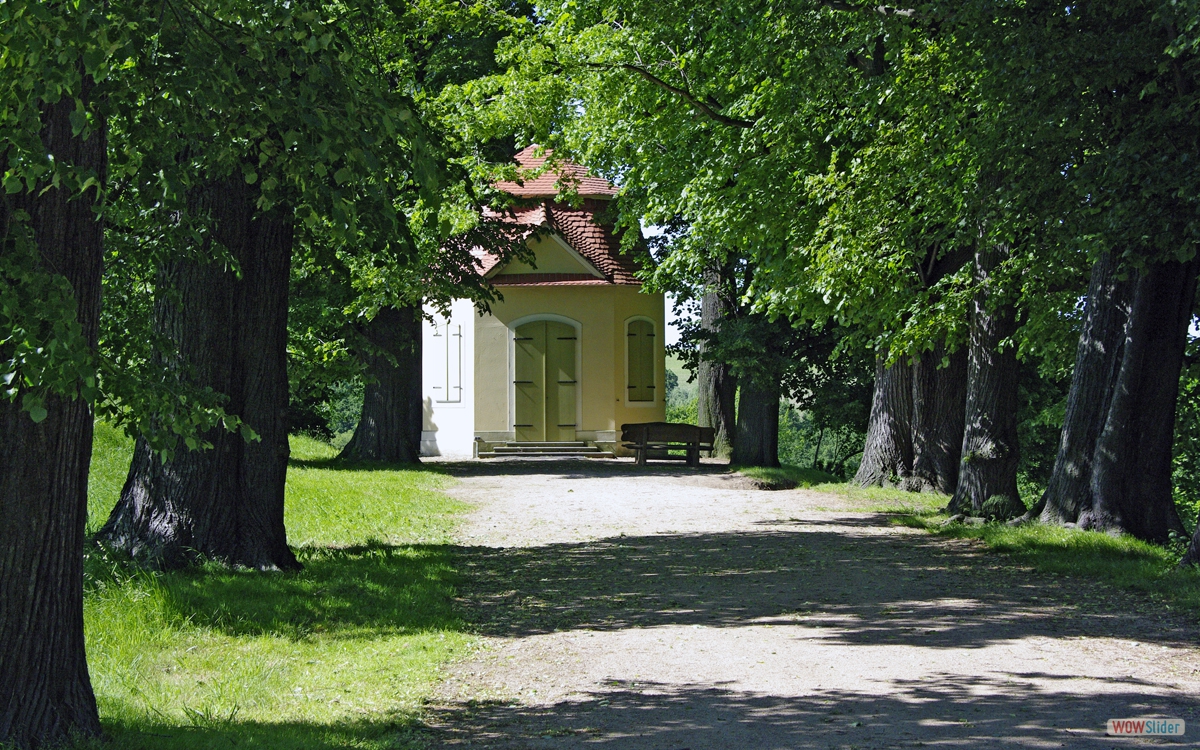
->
[586, 62, 757, 129]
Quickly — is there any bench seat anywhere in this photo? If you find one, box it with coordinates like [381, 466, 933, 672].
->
[620, 422, 715, 467]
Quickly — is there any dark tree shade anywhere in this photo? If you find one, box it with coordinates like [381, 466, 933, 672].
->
[697, 288, 736, 457]
[910, 345, 967, 494]
[733, 379, 780, 467]
[948, 242, 1023, 519]
[339, 305, 423, 463]
[0, 89, 104, 749]
[855, 357, 913, 487]
[1089, 258, 1196, 543]
[98, 180, 298, 570]
[1027, 252, 1130, 524]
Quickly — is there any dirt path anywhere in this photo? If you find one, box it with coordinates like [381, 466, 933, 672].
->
[425, 460, 1200, 748]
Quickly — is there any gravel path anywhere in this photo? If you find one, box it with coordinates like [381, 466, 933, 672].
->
[425, 459, 1200, 748]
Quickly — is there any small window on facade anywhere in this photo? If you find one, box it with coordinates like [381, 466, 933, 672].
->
[626, 319, 655, 402]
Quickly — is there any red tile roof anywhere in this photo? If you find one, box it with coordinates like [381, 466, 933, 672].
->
[453, 149, 646, 286]
[495, 146, 619, 198]
[478, 200, 643, 286]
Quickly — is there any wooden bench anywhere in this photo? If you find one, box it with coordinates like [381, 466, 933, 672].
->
[620, 422, 715, 467]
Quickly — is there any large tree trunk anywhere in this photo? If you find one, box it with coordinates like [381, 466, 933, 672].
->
[0, 85, 104, 748]
[1089, 258, 1196, 543]
[948, 243, 1024, 519]
[339, 305, 423, 463]
[732, 380, 780, 467]
[1026, 252, 1131, 524]
[97, 179, 299, 571]
[697, 289, 736, 457]
[910, 345, 967, 494]
[854, 356, 913, 487]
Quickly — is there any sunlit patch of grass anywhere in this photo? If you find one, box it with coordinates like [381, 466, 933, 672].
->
[84, 432, 471, 749]
[899, 514, 1200, 616]
[809, 481, 948, 514]
[286, 435, 463, 548]
[88, 420, 135, 534]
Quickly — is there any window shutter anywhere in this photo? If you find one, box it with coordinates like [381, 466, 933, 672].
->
[627, 320, 655, 402]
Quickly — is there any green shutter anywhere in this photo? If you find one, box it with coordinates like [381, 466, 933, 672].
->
[627, 320, 655, 402]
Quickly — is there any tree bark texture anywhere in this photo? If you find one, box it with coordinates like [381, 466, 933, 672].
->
[697, 289, 736, 458]
[1030, 252, 1131, 525]
[948, 243, 1024, 519]
[854, 357, 913, 487]
[339, 305, 424, 463]
[0, 88, 104, 748]
[97, 179, 299, 571]
[910, 345, 967, 494]
[732, 380, 780, 467]
[1089, 258, 1196, 544]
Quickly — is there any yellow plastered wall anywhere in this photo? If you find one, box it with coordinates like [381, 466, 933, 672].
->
[494, 234, 601, 276]
[474, 285, 666, 438]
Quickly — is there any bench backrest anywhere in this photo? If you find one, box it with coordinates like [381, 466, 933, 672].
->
[621, 422, 716, 445]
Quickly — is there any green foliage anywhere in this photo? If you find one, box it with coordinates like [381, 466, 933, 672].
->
[664, 354, 698, 424]
[84, 433, 470, 749]
[1016, 358, 1071, 501]
[0, 224, 95, 420]
[0, 0, 129, 420]
[777, 404, 864, 480]
[1174, 335, 1200, 533]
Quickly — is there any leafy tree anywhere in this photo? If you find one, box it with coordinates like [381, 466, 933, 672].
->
[1, 1, 145, 744]
[302, 0, 534, 463]
[92, 0, 479, 567]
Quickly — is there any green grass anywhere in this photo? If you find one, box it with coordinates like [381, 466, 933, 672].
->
[808, 481, 949, 514]
[736, 463, 949, 513]
[898, 513, 1200, 616]
[88, 421, 136, 534]
[83, 430, 470, 749]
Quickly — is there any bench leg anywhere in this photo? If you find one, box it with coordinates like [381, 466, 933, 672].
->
[687, 443, 699, 467]
[636, 445, 647, 466]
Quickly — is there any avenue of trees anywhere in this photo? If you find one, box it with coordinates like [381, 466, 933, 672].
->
[4, 1, 1200, 747]
[451, 0, 1200, 540]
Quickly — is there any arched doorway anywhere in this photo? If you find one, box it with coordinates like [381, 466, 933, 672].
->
[513, 319, 578, 441]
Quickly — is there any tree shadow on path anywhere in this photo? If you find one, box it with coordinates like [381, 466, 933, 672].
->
[453, 521, 1197, 649]
[428, 510, 1200, 747]
[428, 674, 1196, 748]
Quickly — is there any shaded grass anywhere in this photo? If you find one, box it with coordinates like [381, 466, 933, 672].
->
[84, 432, 470, 749]
[898, 514, 1200, 617]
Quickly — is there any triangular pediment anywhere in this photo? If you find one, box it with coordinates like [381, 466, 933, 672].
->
[492, 233, 604, 278]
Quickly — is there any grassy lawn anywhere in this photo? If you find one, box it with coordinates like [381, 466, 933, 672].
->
[83, 425, 469, 749]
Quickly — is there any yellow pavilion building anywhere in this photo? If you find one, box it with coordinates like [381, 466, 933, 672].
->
[420, 147, 666, 458]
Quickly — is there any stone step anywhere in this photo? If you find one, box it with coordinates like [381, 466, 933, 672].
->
[492, 446, 603, 454]
[478, 451, 616, 459]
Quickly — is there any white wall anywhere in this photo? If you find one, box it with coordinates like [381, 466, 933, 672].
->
[421, 298, 475, 457]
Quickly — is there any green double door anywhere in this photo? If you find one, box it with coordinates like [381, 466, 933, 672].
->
[514, 321, 577, 442]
